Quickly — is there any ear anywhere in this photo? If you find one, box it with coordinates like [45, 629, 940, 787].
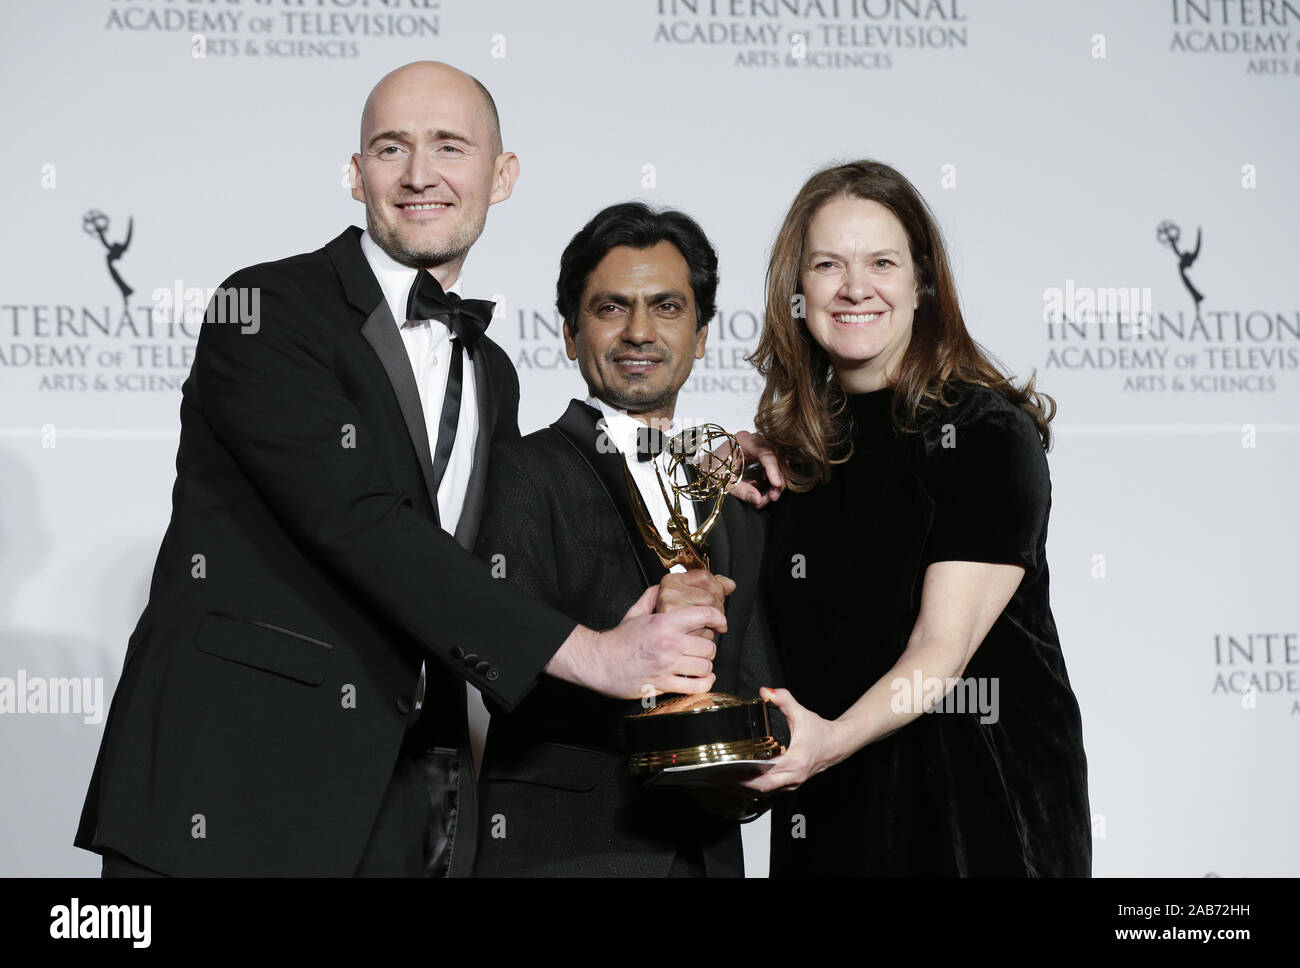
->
[349, 154, 365, 204]
[694, 322, 709, 359]
[490, 152, 520, 206]
[563, 320, 578, 361]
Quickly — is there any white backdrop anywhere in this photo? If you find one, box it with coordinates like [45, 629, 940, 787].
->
[1, 0, 1297, 876]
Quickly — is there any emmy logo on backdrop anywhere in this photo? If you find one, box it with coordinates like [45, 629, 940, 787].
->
[83, 210, 134, 311]
[1156, 220, 1204, 315]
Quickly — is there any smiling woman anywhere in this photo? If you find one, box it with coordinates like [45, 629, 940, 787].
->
[798, 195, 919, 395]
[745, 160, 1092, 878]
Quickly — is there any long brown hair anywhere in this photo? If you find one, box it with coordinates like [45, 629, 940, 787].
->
[750, 160, 1055, 491]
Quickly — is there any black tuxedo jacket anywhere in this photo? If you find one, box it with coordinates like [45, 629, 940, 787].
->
[472, 399, 782, 877]
[75, 226, 575, 876]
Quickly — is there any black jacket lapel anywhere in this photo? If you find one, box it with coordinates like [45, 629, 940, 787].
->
[552, 399, 668, 587]
[358, 305, 441, 522]
[454, 344, 496, 552]
[329, 227, 442, 524]
[704, 498, 739, 688]
[707, 497, 732, 582]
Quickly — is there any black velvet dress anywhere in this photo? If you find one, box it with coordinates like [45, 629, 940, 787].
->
[763, 384, 1091, 877]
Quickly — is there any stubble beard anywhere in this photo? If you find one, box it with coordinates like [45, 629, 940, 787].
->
[367, 204, 486, 271]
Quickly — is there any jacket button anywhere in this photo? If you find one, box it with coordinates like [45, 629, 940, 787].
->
[451, 646, 465, 660]
[485, 669, 499, 681]
[463, 652, 480, 664]
[474, 660, 491, 674]
[396, 697, 412, 714]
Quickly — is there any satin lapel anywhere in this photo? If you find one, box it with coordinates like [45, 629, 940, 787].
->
[359, 302, 442, 524]
[706, 497, 739, 686]
[328, 226, 442, 524]
[552, 399, 668, 587]
[707, 496, 732, 581]
[454, 344, 496, 552]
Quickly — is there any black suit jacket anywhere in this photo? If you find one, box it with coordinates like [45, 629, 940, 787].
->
[75, 226, 575, 876]
[472, 399, 781, 877]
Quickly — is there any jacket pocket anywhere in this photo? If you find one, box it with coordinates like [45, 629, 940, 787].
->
[195, 611, 333, 687]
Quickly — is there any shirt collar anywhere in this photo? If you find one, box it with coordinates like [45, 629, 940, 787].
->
[584, 396, 681, 458]
[360, 229, 464, 330]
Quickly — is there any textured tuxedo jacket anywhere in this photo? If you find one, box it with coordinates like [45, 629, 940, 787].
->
[75, 226, 574, 876]
[472, 399, 781, 877]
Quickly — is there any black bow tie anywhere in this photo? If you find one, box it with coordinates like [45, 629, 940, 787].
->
[405, 271, 494, 349]
[636, 425, 670, 462]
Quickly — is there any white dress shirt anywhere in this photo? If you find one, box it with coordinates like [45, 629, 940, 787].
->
[585, 396, 698, 574]
[360, 230, 479, 536]
[361, 231, 485, 717]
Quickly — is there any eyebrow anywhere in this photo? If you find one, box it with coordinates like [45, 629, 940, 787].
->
[366, 128, 475, 150]
[807, 248, 903, 260]
[586, 289, 689, 307]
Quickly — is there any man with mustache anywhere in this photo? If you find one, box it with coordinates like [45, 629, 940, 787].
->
[473, 202, 781, 877]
